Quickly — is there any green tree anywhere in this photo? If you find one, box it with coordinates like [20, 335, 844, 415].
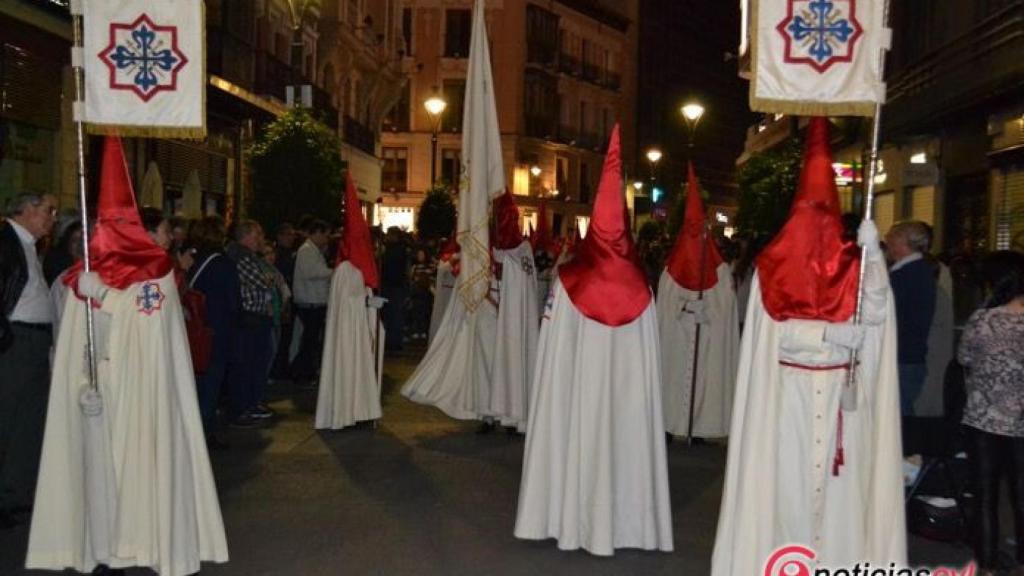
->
[734, 138, 803, 243]
[416, 182, 457, 241]
[248, 107, 344, 233]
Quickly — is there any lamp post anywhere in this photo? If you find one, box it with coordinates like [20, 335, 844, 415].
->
[646, 148, 662, 204]
[680, 101, 705, 149]
[679, 100, 707, 446]
[424, 91, 447, 186]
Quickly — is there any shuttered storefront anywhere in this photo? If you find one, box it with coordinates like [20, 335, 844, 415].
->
[0, 28, 64, 208]
[873, 191, 896, 235]
[992, 167, 1024, 251]
[151, 139, 231, 216]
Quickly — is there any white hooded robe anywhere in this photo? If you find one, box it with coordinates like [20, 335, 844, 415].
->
[656, 262, 739, 438]
[27, 272, 228, 576]
[489, 241, 539, 431]
[710, 262, 906, 574]
[514, 280, 674, 556]
[315, 261, 383, 429]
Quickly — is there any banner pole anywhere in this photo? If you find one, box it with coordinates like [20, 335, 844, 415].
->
[71, 8, 99, 392]
[846, 0, 892, 404]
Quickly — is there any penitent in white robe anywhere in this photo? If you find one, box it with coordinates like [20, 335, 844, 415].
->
[402, 277, 498, 420]
[429, 261, 456, 345]
[514, 280, 674, 556]
[27, 272, 228, 576]
[488, 242, 539, 432]
[656, 262, 739, 439]
[710, 269, 906, 574]
[315, 261, 383, 430]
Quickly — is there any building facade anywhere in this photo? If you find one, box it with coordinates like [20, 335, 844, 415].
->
[379, 0, 638, 236]
[738, 1, 1024, 255]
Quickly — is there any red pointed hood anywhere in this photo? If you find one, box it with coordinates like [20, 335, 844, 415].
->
[67, 136, 173, 291]
[665, 163, 724, 291]
[559, 125, 651, 326]
[335, 172, 379, 290]
[492, 189, 524, 250]
[756, 117, 860, 322]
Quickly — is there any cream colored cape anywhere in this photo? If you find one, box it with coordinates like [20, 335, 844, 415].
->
[27, 272, 228, 576]
[315, 261, 383, 429]
[656, 262, 739, 438]
[488, 241, 539, 431]
[514, 280, 673, 556]
[710, 269, 905, 574]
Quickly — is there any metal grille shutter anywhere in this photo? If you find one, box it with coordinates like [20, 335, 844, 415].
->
[910, 186, 936, 226]
[874, 191, 896, 235]
[1, 43, 61, 129]
[994, 168, 1024, 251]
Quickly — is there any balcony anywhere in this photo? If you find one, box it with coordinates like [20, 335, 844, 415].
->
[254, 52, 299, 102]
[208, 32, 255, 91]
[886, 3, 1024, 134]
[343, 116, 376, 155]
[558, 53, 582, 76]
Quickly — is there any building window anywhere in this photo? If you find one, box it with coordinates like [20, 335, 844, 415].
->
[441, 79, 466, 133]
[526, 5, 559, 65]
[556, 156, 570, 197]
[383, 84, 410, 132]
[382, 147, 408, 192]
[441, 149, 462, 188]
[524, 70, 558, 139]
[402, 7, 414, 56]
[444, 9, 472, 58]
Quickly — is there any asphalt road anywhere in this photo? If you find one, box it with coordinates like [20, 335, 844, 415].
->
[0, 351, 976, 575]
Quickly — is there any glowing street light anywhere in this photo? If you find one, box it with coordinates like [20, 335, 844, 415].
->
[530, 165, 542, 177]
[681, 101, 705, 149]
[646, 148, 663, 164]
[423, 91, 448, 185]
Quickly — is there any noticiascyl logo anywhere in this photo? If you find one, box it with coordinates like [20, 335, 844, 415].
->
[764, 544, 816, 576]
[763, 544, 978, 576]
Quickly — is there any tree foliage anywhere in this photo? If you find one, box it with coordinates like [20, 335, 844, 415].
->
[734, 138, 803, 243]
[248, 108, 344, 232]
[416, 182, 457, 241]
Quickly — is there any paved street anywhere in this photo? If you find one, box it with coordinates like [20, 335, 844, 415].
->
[1, 350, 973, 575]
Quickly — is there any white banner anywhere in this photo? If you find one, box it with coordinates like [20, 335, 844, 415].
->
[750, 0, 886, 117]
[83, 0, 205, 138]
[456, 0, 505, 312]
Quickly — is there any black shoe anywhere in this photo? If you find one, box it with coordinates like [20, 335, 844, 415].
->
[476, 421, 495, 435]
[91, 565, 126, 575]
[689, 436, 707, 446]
[250, 405, 275, 419]
[666, 432, 674, 444]
[229, 414, 262, 429]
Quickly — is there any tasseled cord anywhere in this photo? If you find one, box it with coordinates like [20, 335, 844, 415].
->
[832, 409, 845, 476]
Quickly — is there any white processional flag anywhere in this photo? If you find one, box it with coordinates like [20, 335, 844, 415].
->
[80, 0, 206, 138]
[457, 0, 505, 312]
[749, 0, 888, 117]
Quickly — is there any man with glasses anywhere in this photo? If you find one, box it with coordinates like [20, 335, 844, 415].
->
[0, 192, 57, 529]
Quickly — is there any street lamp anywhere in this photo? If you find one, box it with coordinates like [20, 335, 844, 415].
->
[646, 148, 662, 195]
[680, 101, 705, 148]
[424, 91, 448, 185]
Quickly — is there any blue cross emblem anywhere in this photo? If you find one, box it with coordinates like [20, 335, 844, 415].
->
[136, 282, 165, 315]
[99, 14, 189, 102]
[777, 0, 862, 73]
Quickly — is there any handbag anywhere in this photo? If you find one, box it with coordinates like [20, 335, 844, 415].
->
[184, 255, 218, 374]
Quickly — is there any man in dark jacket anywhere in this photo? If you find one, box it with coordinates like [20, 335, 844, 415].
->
[0, 192, 56, 528]
[886, 220, 938, 416]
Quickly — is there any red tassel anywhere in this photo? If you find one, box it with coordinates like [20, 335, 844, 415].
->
[832, 410, 844, 477]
